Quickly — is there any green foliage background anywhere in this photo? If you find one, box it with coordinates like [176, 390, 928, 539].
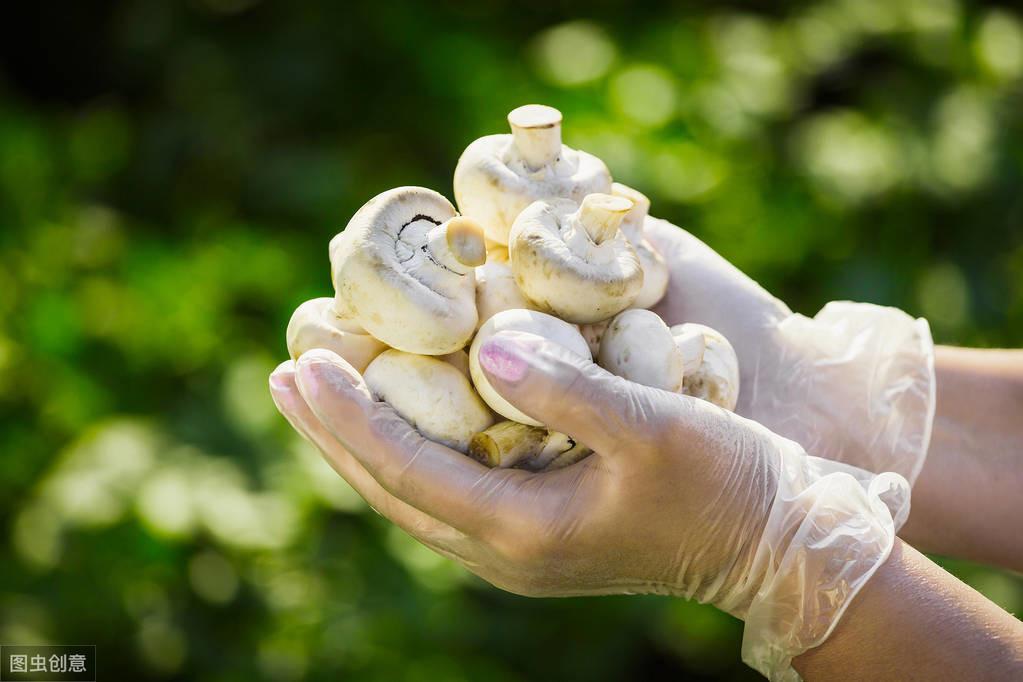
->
[1, 1, 1021, 680]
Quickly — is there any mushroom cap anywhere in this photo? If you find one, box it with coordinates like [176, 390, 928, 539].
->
[611, 183, 669, 309]
[363, 349, 494, 453]
[508, 196, 643, 324]
[474, 260, 534, 330]
[438, 349, 471, 379]
[670, 323, 740, 410]
[330, 186, 480, 355]
[453, 106, 612, 245]
[598, 309, 684, 392]
[286, 297, 387, 372]
[469, 309, 591, 425]
[631, 237, 670, 309]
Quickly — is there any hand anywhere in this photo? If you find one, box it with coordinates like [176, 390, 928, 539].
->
[645, 218, 936, 485]
[270, 336, 906, 678]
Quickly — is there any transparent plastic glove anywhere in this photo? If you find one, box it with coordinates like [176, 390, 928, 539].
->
[270, 336, 908, 681]
[645, 218, 936, 485]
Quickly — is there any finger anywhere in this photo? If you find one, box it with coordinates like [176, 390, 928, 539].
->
[270, 361, 467, 550]
[476, 331, 663, 458]
[293, 349, 532, 538]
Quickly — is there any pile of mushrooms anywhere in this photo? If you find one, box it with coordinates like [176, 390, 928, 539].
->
[286, 105, 740, 473]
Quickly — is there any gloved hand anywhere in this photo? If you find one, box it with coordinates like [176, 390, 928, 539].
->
[270, 335, 909, 681]
[645, 219, 936, 485]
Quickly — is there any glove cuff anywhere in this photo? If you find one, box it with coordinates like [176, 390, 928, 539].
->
[750, 301, 936, 487]
[736, 450, 909, 681]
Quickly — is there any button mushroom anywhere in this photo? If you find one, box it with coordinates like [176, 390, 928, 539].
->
[453, 105, 613, 245]
[611, 183, 670, 309]
[363, 349, 494, 454]
[330, 186, 486, 355]
[468, 421, 591, 472]
[474, 259, 535, 330]
[670, 323, 741, 411]
[597, 309, 684, 392]
[508, 193, 644, 324]
[595, 312, 740, 411]
[579, 319, 610, 357]
[286, 297, 387, 373]
[469, 308, 591, 426]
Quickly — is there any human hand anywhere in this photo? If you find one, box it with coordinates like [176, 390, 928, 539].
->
[645, 218, 936, 485]
[270, 335, 907, 679]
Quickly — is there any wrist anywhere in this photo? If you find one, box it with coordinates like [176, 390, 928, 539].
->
[735, 448, 909, 681]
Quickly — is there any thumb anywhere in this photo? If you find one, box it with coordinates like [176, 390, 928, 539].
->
[477, 331, 659, 457]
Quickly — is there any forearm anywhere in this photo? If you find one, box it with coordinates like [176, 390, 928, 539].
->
[793, 539, 1023, 680]
[900, 346, 1023, 569]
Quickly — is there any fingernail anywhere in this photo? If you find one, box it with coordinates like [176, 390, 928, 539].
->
[479, 336, 530, 383]
[295, 349, 359, 401]
[269, 360, 296, 392]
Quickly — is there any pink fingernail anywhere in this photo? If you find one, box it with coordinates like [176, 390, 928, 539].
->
[479, 339, 529, 383]
[269, 372, 292, 392]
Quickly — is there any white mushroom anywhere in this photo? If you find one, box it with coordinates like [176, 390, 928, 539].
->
[468, 421, 591, 472]
[597, 309, 683, 392]
[670, 323, 740, 411]
[453, 105, 613, 245]
[363, 349, 494, 453]
[579, 319, 610, 357]
[469, 309, 591, 426]
[594, 313, 740, 411]
[474, 260, 535, 330]
[611, 183, 669, 309]
[286, 297, 387, 373]
[330, 186, 486, 355]
[508, 193, 644, 324]
[438, 349, 471, 379]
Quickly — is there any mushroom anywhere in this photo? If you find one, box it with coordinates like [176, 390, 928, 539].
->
[508, 193, 644, 324]
[670, 323, 740, 411]
[330, 186, 486, 355]
[363, 349, 494, 453]
[611, 183, 670, 309]
[286, 297, 387, 373]
[469, 309, 591, 426]
[468, 421, 591, 472]
[579, 319, 610, 357]
[595, 312, 740, 411]
[439, 349, 471, 379]
[474, 259, 535, 330]
[597, 309, 684, 392]
[453, 105, 613, 245]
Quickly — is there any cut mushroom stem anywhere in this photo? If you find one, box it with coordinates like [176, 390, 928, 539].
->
[574, 193, 633, 245]
[611, 182, 650, 243]
[469, 421, 591, 471]
[673, 326, 707, 377]
[508, 104, 563, 169]
[427, 216, 487, 274]
[469, 421, 548, 468]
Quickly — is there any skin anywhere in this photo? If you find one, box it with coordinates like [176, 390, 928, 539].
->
[271, 344, 1023, 681]
[899, 347, 1023, 571]
[273, 222, 1023, 677]
[794, 539, 1023, 680]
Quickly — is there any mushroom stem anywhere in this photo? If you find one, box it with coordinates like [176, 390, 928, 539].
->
[673, 326, 707, 377]
[574, 193, 633, 245]
[469, 421, 548, 468]
[611, 183, 651, 242]
[427, 216, 487, 274]
[508, 104, 563, 170]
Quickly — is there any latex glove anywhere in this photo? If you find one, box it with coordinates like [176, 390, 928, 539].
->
[270, 337, 908, 680]
[645, 218, 936, 485]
